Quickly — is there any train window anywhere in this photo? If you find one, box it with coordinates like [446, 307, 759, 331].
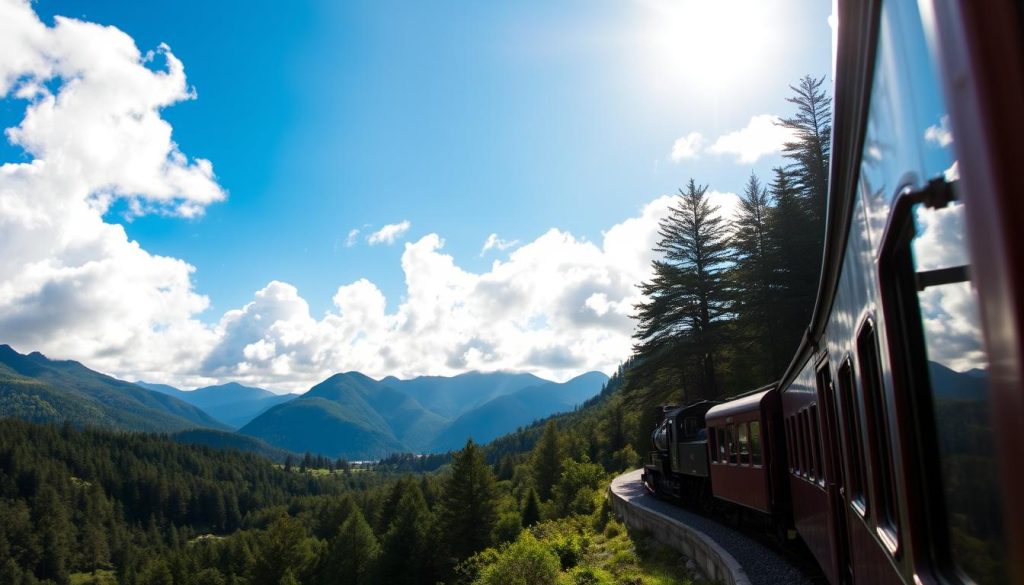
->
[708, 426, 718, 463]
[717, 427, 726, 463]
[750, 421, 762, 466]
[727, 425, 737, 464]
[878, 178, 1006, 580]
[785, 418, 794, 473]
[800, 411, 810, 479]
[738, 423, 750, 465]
[810, 405, 823, 486]
[807, 410, 817, 481]
[856, 322, 899, 549]
[683, 417, 697, 439]
[837, 358, 867, 514]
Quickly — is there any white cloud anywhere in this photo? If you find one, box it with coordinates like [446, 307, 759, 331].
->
[0, 0, 690, 391]
[480, 233, 519, 256]
[367, 220, 411, 246]
[198, 197, 676, 389]
[670, 131, 703, 162]
[924, 115, 953, 148]
[706, 190, 741, 223]
[708, 114, 795, 164]
[345, 228, 360, 247]
[0, 0, 224, 387]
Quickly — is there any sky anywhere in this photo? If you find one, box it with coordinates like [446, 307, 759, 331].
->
[0, 0, 833, 392]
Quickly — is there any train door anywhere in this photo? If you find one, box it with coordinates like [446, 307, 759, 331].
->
[816, 359, 853, 585]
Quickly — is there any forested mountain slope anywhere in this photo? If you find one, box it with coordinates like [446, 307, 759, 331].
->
[0, 345, 229, 433]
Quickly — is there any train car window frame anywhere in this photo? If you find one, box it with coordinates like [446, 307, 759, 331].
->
[727, 424, 737, 465]
[785, 418, 795, 474]
[798, 411, 806, 481]
[877, 180, 1007, 582]
[837, 356, 868, 517]
[751, 421, 762, 467]
[738, 423, 750, 466]
[717, 427, 726, 464]
[810, 404, 824, 488]
[709, 425, 719, 463]
[856, 319, 901, 555]
[683, 417, 698, 439]
[794, 416, 802, 475]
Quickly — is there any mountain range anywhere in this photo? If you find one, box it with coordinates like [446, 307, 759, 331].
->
[0, 344, 609, 459]
[137, 380, 294, 429]
[0, 344, 228, 433]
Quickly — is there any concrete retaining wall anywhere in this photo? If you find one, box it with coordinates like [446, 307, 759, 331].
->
[607, 473, 751, 585]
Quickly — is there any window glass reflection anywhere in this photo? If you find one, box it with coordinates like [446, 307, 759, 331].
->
[911, 202, 1006, 583]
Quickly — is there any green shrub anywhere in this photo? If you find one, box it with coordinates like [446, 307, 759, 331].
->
[550, 533, 584, 570]
[475, 531, 561, 585]
[493, 511, 524, 544]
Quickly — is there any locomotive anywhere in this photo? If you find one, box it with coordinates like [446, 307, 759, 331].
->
[644, 0, 1024, 583]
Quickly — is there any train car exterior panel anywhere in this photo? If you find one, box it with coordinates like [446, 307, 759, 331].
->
[791, 476, 835, 584]
[780, 0, 1017, 582]
[707, 389, 779, 515]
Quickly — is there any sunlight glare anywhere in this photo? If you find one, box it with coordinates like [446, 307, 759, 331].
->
[634, 0, 780, 98]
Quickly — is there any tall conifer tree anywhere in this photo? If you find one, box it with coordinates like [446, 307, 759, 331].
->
[634, 179, 733, 398]
[320, 506, 378, 585]
[532, 420, 564, 501]
[780, 74, 832, 226]
[437, 439, 498, 567]
[730, 172, 778, 380]
[378, 485, 432, 585]
[766, 166, 819, 361]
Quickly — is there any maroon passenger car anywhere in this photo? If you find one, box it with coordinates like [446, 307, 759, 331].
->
[779, 0, 1024, 583]
[705, 386, 788, 525]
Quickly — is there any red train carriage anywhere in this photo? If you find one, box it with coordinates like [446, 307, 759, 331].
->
[780, 0, 1024, 583]
[705, 386, 788, 526]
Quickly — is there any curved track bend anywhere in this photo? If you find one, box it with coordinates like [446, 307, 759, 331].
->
[608, 469, 824, 585]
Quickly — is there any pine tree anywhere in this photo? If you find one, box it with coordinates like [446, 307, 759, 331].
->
[377, 476, 417, 533]
[730, 172, 779, 380]
[767, 166, 819, 361]
[251, 517, 316, 585]
[322, 507, 379, 585]
[437, 440, 498, 567]
[378, 483, 432, 585]
[521, 488, 542, 528]
[780, 74, 831, 225]
[634, 179, 733, 398]
[532, 421, 564, 501]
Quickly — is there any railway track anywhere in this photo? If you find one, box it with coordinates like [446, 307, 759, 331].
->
[609, 469, 827, 585]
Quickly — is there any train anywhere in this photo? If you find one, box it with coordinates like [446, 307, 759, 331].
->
[642, 0, 1024, 584]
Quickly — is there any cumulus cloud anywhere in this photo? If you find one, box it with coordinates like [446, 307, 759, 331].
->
[198, 197, 676, 389]
[706, 190, 741, 223]
[708, 114, 795, 164]
[367, 220, 411, 245]
[913, 202, 985, 372]
[0, 0, 223, 386]
[480, 233, 519, 256]
[670, 131, 703, 162]
[924, 115, 953, 148]
[0, 0, 689, 391]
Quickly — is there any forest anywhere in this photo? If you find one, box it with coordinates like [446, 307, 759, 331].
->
[0, 75, 829, 585]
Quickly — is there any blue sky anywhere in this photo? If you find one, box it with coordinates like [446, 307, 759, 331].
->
[0, 0, 832, 390]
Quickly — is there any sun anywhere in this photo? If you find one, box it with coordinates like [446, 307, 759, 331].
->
[631, 0, 782, 98]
